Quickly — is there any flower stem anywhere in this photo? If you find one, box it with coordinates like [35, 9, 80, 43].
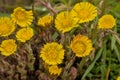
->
[61, 55, 76, 79]
[36, 0, 57, 14]
[60, 33, 65, 45]
[78, 57, 87, 74]
[25, 42, 35, 71]
[99, 0, 107, 16]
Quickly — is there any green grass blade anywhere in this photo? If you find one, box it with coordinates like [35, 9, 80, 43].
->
[81, 47, 104, 80]
[114, 45, 120, 62]
[111, 36, 116, 50]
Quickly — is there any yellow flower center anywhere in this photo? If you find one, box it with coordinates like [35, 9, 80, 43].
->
[63, 19, 72, 27]
[101, 18, 113, 28]
[3, 42, 15, 53]
[0, 24, 10, 35]
[22, 31, 29, 39]
[15, 11, 26, 20]
[49, 51, 57, 60]
[79, 10, 89, 19]
[73, 41, 86, 54]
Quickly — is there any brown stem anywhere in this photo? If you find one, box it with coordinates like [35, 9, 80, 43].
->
[36, 0, 57, 14]
[83, 23, 88, 35]
[106, 66, 110, 80]
[78, 57, 87, 74]
[99, 0, 107, 16]
[32, 1, 38, 26]
[107, 30, 120, 45]
[61, 55, 76, 80]
[60, 33, 65, 45]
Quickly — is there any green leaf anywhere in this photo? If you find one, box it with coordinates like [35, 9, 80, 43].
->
[52, 32, 59, 40]
[0, 13, 9, 17]
[101, 43, 107, 80]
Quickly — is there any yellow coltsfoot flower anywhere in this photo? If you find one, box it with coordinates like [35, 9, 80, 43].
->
[48, 65, 62, 76]
[0, 39, 17, 56]
[40, 42, 65, 65]
[98, 14, 116, 29]
[55, 11, 78, 33]
[16, 27, 34, 42]
[11, 7, 33, 27]
[38, 15, 53, 28]
[0, 17, 15, 37]
[70, 35, 93, 57]
[71, 2, 97, 23]
[117, 76, 120, 80]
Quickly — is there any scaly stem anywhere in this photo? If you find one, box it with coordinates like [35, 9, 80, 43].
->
[107, 30, 120, 45]
[99, 0, 107, 16]
[60, 33, 65, 45]
[78, 57, 87, 74]
[36, 0, 57, 14]
[61, 55, 76, 80]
